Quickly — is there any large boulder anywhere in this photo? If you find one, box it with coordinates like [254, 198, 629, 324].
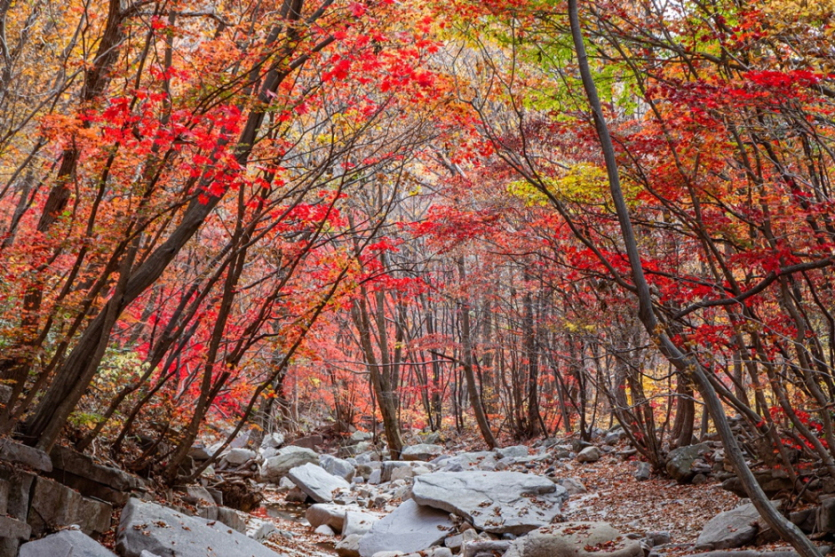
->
[437, 451, 498, 472]
[696, 502, 782, 550]
[19, 529, 116, 557]
[412, 471, 568, 535]
[665, 443, 709, 484]
[503, 521, 643, 557]
[576, 447, 601, 463]
[117, 498, 280, 557]
[260, 446, 318, 482]
[28, 476, 112, 537]
[358, 499, 455, 557]
[287, 463, 350, 503]
[49, 445, 144, 505]
[0, 440, 51, 472]
[343, 510, 380, 536]
[402, 444, 445, 461]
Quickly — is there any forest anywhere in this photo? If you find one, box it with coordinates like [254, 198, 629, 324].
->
[0, 0, 834, 556]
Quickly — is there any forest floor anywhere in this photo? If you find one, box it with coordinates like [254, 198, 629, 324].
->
[248, 433, 752, 556]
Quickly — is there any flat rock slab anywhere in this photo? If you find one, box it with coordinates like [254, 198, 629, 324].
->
[117, 497, 280, 557]
[413, 471, 568, 535]
[260, 446, 319, 482]
[503, 521, 642, 557]
[288, 463, 350, 503]
[402, 444, 445, 461]
[0, 439, 52, 472]
[28, 476, 112, 536]
[358, 498, 455, 557]
[19, 529, 117, 557]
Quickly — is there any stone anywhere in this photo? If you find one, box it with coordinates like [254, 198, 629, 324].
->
[19, 529, 116, 557]
[261, 432, 286, 449]
[216, 506, 247, 533]
[634, 462, 652, 481]
[558, 477, 587, 495]
[288, 463, 351, 503]
[551, 445, 572, 460]
[0, 465, 35, 519]
[307, 503, 350, 531]
[391, 466, 416, 482]
[0, 439, 52, 472]
[291, 435, 325, 450]
[381, 461, 412, 482]
[321, 453, 356, 481]
[368, 469, 382, 484]
[28, 476, 112, 536]
[0, 514, 31, 540]
[351, 431, 374, 443]
[0, 478, 8, 515]
[337, 534, 363, 557]
[497, 446, 529, 460]
[696, 502, 781, 550]
[503, 521, 643, 557]
[819, 497, 835, 534]
[49, 445, 143, 505]
[359, 499, 455, 557]
[720, 471, 794, 498]
[604, 431, 623, 445]
[576, 446, 601, 463]
[183, 485, 218, 520]
[665, 443, 710, 484]
[412, 471, 568, 535]
[343, 511, 380, 536]
[438, 451, 498, 472]
[429, 548, 453, 557]
[246, 518, 278, 541]
[315, 524, 336, 536]
[402, 444, 445, 461]
[189, 445, 211, 460]
[285, 486, 308, 503]
[260, 446, 319, 482]
[117, 498, 280, 557]
[223, 448, 257, 466]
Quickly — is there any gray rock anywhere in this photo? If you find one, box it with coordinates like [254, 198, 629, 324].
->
[402, 444, 444, 461]
[412, 471, 568, 535]
[368, 469, 382, 485]
[634, 462, 652, 481]
[497, 446, 529, 460]
[696, 502, 780, 550]
[307, 503, 350, 531]
[224, 448, 257, 466]
[321, 454, 356, 481]
[439, 451, 498, 472]
[315, 524, 336, 536]
[28, 476, 112, 536]
[337, 534, 363, 557]
[261, 432, 286, 449]
[288, 463, 351, 503]
[558, 477, 587, 495]
[0, 514, 31, 540]
[246, 518, 278, 541]
[666, 443, 710, 484]
[359, 499, 455, 557]
[260, 446, 319, 482]
[183, 485, 217, 520]
[350, 431, 374, 443]
[503, 521, 642, 557]
[117, 498, 280, 557]
[819, 497, 835, 533]
[550, 445, 572, 460]
[216, 506, 247, 533]
[343, 510, 380, 536]
[49, 445, 143, 505]
[381, 461, 412, 482]
[20, 529, 116, 557]
[576, 446, 601, 463]
[0, 439, 51, 472]
[189, 445, 211, 460]
[604, 431, 623, 445]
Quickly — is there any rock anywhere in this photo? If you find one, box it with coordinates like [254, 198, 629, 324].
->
[550, 445, 572, 460]
[438, 451, 499, 472]
[646, 532, 672, 546]
[358, 499, 455, 557]
[247, 518, 278, 541]
[381, 461, 412, 482]
[350, 431, 373, 443]
[402, 444, 445, 461]
[368, 469, 382, 484]
[0, 514, 31, 550]
[307, 503, 350, 531]
[634, 462, 652, 481]
[696, 502, 781, 550]
[183, 485, 218, 520]
[576, 447, 601, 463]
[321, 454, 356, 481]
[288, 463, 351, 503]
[337, 534, 363, 557]
[720, 471, 795, 499]
[819, 497, 835, 534]
[117, 498, 280, 557]
[49, 445, 143, 505]
[665, 443, 709, 484]
[315, 524, 336, 536]
[391, 466, 416, 482]
[292, 435, 325, 450]
[604, 431, 623, 445]
[261, 432, 286, 449]
[19, 529, 116, 557]
[28, 476, 112, 536]
[260, 446, 319, 482]
[412, 471, 568, 535]
[223, 448, 257, 466]
[428, 548, 453, 557]
[286, 486, 308, 503]
[0, 439, 52, 472]
[343, 511, 380, 536]
[503, 521, 643, 557]
[558, 477, 587, 495]
[216, 506, 248, 533]
[497, 446, 529, 460]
